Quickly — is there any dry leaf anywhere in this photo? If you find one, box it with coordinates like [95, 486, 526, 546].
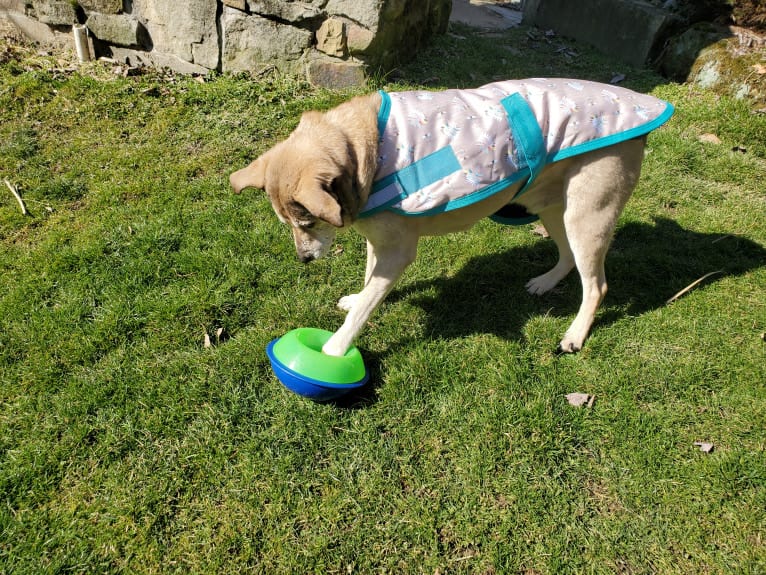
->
[694, 441, 714, 453]
[532, 224, 550, 238]
[753, 63, 766, 74]
[566, 392, 594, 407]
[698, 133, 722, 145]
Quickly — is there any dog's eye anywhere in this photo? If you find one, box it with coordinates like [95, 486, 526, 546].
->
[289, 202, 315, 228]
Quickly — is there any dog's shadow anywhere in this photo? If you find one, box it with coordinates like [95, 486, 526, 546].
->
[405, 217, 765, 340]
[332, 218, 764, 408]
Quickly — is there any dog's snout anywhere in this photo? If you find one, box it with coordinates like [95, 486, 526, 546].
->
[298, 253, 315, 263]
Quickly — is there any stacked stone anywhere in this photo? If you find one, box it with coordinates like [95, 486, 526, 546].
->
[2, 0, 452, 86]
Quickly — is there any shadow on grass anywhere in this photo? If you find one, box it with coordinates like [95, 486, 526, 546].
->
[329, 217, 764, 408]
[326, 349, 386, 409]
[398, 216, 765, 345]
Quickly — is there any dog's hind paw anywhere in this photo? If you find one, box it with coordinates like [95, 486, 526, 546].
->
[337, 294, 359, 312]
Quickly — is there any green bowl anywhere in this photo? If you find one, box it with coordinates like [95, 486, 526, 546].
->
[270, 328, 367, 385]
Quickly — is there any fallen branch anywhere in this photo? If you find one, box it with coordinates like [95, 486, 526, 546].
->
[4, 179, 27, 216]
[666, 270, 724, 304]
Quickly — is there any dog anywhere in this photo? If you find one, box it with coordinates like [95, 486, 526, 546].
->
[231, 79, 673, 357]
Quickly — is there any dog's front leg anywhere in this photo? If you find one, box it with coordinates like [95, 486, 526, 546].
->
[337, 240, 376, 312]
[323, 242, 416, 357]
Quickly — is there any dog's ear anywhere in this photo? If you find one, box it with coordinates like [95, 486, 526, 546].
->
[230, 155, 267, 194]
[295, 184, 344, 228]
[327, 170, 359, 221]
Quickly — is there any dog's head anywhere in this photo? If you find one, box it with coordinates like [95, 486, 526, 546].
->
[230, 110, 365, 263]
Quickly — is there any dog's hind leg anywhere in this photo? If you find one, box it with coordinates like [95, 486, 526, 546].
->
[556, 143, 643, 353]
[525, 204, 575, 295]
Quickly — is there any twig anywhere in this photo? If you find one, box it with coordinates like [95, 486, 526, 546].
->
[4, 179, 27, 215]
[666, 270, 724, 304]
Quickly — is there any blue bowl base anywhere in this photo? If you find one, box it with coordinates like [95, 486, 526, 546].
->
[266, 339, 369, 402]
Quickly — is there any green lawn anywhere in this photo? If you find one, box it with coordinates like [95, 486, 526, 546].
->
[1, 25, 765, 574]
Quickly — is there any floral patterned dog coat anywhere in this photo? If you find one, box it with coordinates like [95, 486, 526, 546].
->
[359, 78, 674, 223]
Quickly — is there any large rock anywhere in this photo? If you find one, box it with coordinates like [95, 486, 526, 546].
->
[78, 0, 123, 14]
[307, 54, 366, 88]
[316, 18, 346, 57]
[221, 7, 313, 74]
[246, 0, 323, 23]
[109, 46, 211, 75]
[524, 0, 679, 67]
[131, 0, 219, 69]
[326, 0, 385, 30]
[86, 13, 144, 47]
[368, 0, 451, 68]
[688, 33, 766, 105]
[4, 10, 71, 49]
[222, 0, 246, 10]
[31, 0, 76, 25]
[657, 22, 729, 81]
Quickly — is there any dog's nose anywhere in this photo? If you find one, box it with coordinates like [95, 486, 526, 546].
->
[298, 253, 315, 263]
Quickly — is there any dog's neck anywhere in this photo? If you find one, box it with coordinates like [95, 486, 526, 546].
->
[322, 92, 382, 220]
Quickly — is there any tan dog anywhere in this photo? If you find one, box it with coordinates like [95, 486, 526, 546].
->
[231, 79, 672, 356]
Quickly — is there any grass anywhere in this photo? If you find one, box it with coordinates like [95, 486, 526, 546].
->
[1, 24, 765, 574]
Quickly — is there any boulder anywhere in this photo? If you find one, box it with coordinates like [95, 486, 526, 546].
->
[86, 13, 144, 47]
[524, 0, 680, 67]
[131, 0, 218, 68]
[346, 22, 374, 54]
[221, 7, 312, 74]
[31, 0, 76, 26]
[326, 0, 385, 30]
[657, 23, 729, 81]
[307, 54, 366, 88]
[316, 18, 346, 57]
[4, 10, 71, 49]
[688, 34, 766, 104]
[246, 0, 322, 23]
[367, 0, 451, 67]
[222, 0, 246, 10]
[78, 0, 123, 14]
[109, 46, 210, 75]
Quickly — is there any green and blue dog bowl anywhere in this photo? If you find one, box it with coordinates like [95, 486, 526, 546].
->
[266, 328, 369, 401]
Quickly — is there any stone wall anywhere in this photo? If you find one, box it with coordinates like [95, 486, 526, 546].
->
[0, 0, 452, 86]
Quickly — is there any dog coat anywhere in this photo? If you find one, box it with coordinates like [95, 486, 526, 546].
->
[359, 78, 674, 223]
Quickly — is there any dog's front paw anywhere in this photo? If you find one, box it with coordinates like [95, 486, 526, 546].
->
[337, 294, 359, 312]
[322, 339, 348, 357]
[526, 273, 558, 296]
